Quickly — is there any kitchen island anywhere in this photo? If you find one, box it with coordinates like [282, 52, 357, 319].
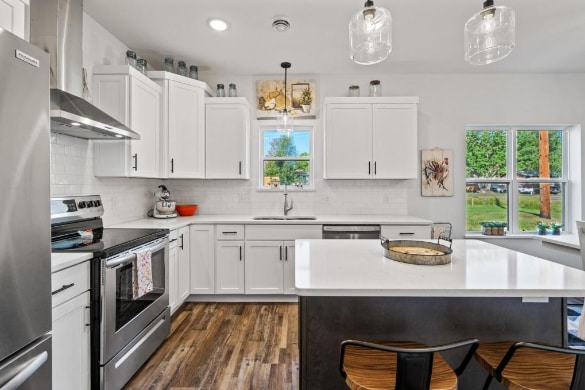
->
[295, 239, 585, 389]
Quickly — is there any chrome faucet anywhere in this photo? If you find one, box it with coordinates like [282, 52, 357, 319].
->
[283, 186, 294, 216]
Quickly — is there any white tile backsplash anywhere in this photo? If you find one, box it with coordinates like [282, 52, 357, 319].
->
[51, 133, 409, 225]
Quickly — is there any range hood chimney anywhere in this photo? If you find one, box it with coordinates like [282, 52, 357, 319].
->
[29, 0, 139, 140]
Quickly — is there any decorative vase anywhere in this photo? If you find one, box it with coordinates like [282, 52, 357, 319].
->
[552, 229, 561, 236]
[537, 229, 547, 235]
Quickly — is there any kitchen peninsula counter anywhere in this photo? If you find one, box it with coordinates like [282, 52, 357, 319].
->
[296, 239, 585, 390]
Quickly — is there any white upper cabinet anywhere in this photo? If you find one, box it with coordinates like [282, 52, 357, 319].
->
[93, 65, 162, 178]
[324, 97, 418, 179]
[205, 97, 250, 179]
[150, 72, 213, 179]
[0, 0, 28, 41]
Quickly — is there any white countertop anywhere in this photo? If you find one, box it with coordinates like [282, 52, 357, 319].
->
[109, 214, 432, 230]
[534, 234, 580, 250]
[294, 239, 585, 297]
[51, 252, 93, 273]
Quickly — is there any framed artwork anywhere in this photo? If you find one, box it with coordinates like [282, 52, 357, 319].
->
[421, 148, 453, 197]
[255, 79, 316, 119]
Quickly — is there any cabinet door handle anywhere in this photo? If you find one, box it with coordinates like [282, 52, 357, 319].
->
[399, 232, 415, 236]
[85, 305, 91, 327]
[171, 158, 174, 173]
[179, 233, 184, 249]
[239, 161, 242, 175]
[51, 283, 74, 295]
[132, 154, 138, 171]
[239, 246, 242, 261]
[368, 161, 371, 175]
[285, 246, 288, 261]
[280, 246, 283, 261]
[374, 161, 377, 175]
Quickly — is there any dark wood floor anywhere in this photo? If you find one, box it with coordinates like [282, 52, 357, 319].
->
[123, 303, 299, 390]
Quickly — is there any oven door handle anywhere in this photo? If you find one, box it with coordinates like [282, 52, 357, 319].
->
[105, 238, 169, 268]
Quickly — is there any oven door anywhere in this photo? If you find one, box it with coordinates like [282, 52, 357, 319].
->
[100, 237, 169, 364]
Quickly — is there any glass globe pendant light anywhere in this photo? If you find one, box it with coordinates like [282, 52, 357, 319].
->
[349, 0, 392, 65]
[464, 0, 515, 65]
[277, 62, 294, 135]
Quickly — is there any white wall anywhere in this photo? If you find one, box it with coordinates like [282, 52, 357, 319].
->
[51, 15, 585, 241]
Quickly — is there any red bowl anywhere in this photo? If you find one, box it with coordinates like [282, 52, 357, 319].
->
[175, 204, 198, 216]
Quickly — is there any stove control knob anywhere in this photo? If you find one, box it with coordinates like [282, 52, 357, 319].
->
[95, 200, 101, 207]
[78, 201, 87, 209]
[87, 201, 95, 207]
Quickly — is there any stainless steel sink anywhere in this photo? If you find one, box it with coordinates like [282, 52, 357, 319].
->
[252, 216, 317, 220]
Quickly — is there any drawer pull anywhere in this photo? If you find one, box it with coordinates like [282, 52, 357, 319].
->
[52, 283, 75, 295]
[222, 231, 238, 234]
[399, 232, 415, 235]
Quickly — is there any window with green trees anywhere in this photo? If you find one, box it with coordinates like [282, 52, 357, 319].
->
[466, 128, 566, 233]
[261, 128, 312, 189]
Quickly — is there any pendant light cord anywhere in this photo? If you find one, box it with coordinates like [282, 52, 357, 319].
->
[281, 62, 291, 114]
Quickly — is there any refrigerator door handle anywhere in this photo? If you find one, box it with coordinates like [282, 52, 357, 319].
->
[0, 351, 47, 390]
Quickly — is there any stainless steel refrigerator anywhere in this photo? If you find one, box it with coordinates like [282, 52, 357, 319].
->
[0, 30, 52, 389]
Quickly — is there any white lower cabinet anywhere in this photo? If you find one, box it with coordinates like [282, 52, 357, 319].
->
[216, 241, 245, 294]
[245, 240, 296, 294]
[190, 224, 215, 294]
[51, 260, 90, 390]
[244, 225, 321, 295]
[215, 225, 245, 294]
[169, 226, 190, 313]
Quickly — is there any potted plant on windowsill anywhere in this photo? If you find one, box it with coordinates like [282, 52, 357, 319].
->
[299, 86, 312, 113]
[536, 221, 550, 235]
[481, 221, 506, 236]
[551, 222, 563, 235]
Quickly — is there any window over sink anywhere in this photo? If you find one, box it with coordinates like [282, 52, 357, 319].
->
[259, 125, 313, 190]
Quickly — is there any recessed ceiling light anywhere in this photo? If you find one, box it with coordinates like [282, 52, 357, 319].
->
[208, 19, 229, 32]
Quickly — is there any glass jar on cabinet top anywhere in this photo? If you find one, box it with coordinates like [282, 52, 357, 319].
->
[228, 83, 237, 97]
[136, 58, 148, 75]
[177, 61, 187, 77]
[216, 84, 225, 97]
[125, 50, 137, 68]
[348, 85, 360, 97]
[189, 65, 198, 80]
[369, 80, 382, 97]
[164, 57, 175, 73]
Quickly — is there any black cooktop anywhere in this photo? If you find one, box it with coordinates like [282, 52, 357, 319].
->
[52, 227, 168, 258]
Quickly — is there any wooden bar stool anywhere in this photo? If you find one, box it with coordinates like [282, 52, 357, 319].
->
[339, 338, 478, 390]
[474, 341, 585, 389]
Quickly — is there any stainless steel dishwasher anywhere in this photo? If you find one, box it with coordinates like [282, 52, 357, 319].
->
[322, 225, 381, 239]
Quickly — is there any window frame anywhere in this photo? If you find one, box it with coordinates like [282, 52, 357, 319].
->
[258, 124, 314, 190]
[465, 126, 569, 234]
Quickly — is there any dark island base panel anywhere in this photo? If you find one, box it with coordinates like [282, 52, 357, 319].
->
[299, 296, 565, 390]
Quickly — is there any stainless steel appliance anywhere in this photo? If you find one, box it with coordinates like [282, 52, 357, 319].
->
[50, 195, 170, 390]
[0, 30, 52, 389]
[322, 225, 381, 239]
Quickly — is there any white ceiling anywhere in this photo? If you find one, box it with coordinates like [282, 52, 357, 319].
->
[84, 0, 585, 75]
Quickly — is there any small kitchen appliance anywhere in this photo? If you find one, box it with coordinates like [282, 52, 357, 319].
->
[153, 185, 178, 219]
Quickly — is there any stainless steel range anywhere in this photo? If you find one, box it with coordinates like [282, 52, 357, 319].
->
[51, 195, 170, 390]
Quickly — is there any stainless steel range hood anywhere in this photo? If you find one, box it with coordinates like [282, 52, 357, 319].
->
[30, 0, 139, 140]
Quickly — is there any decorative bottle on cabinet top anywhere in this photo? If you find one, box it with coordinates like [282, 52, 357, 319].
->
[164, 57, 175, 73]
[228, 83, 237, 97]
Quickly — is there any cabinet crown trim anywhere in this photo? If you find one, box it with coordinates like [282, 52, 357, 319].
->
[324, 96, 419, 104]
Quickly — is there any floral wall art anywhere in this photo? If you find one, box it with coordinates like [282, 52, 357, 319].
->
[421, 148, 453, 197]
[255, 79, 316, 119]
